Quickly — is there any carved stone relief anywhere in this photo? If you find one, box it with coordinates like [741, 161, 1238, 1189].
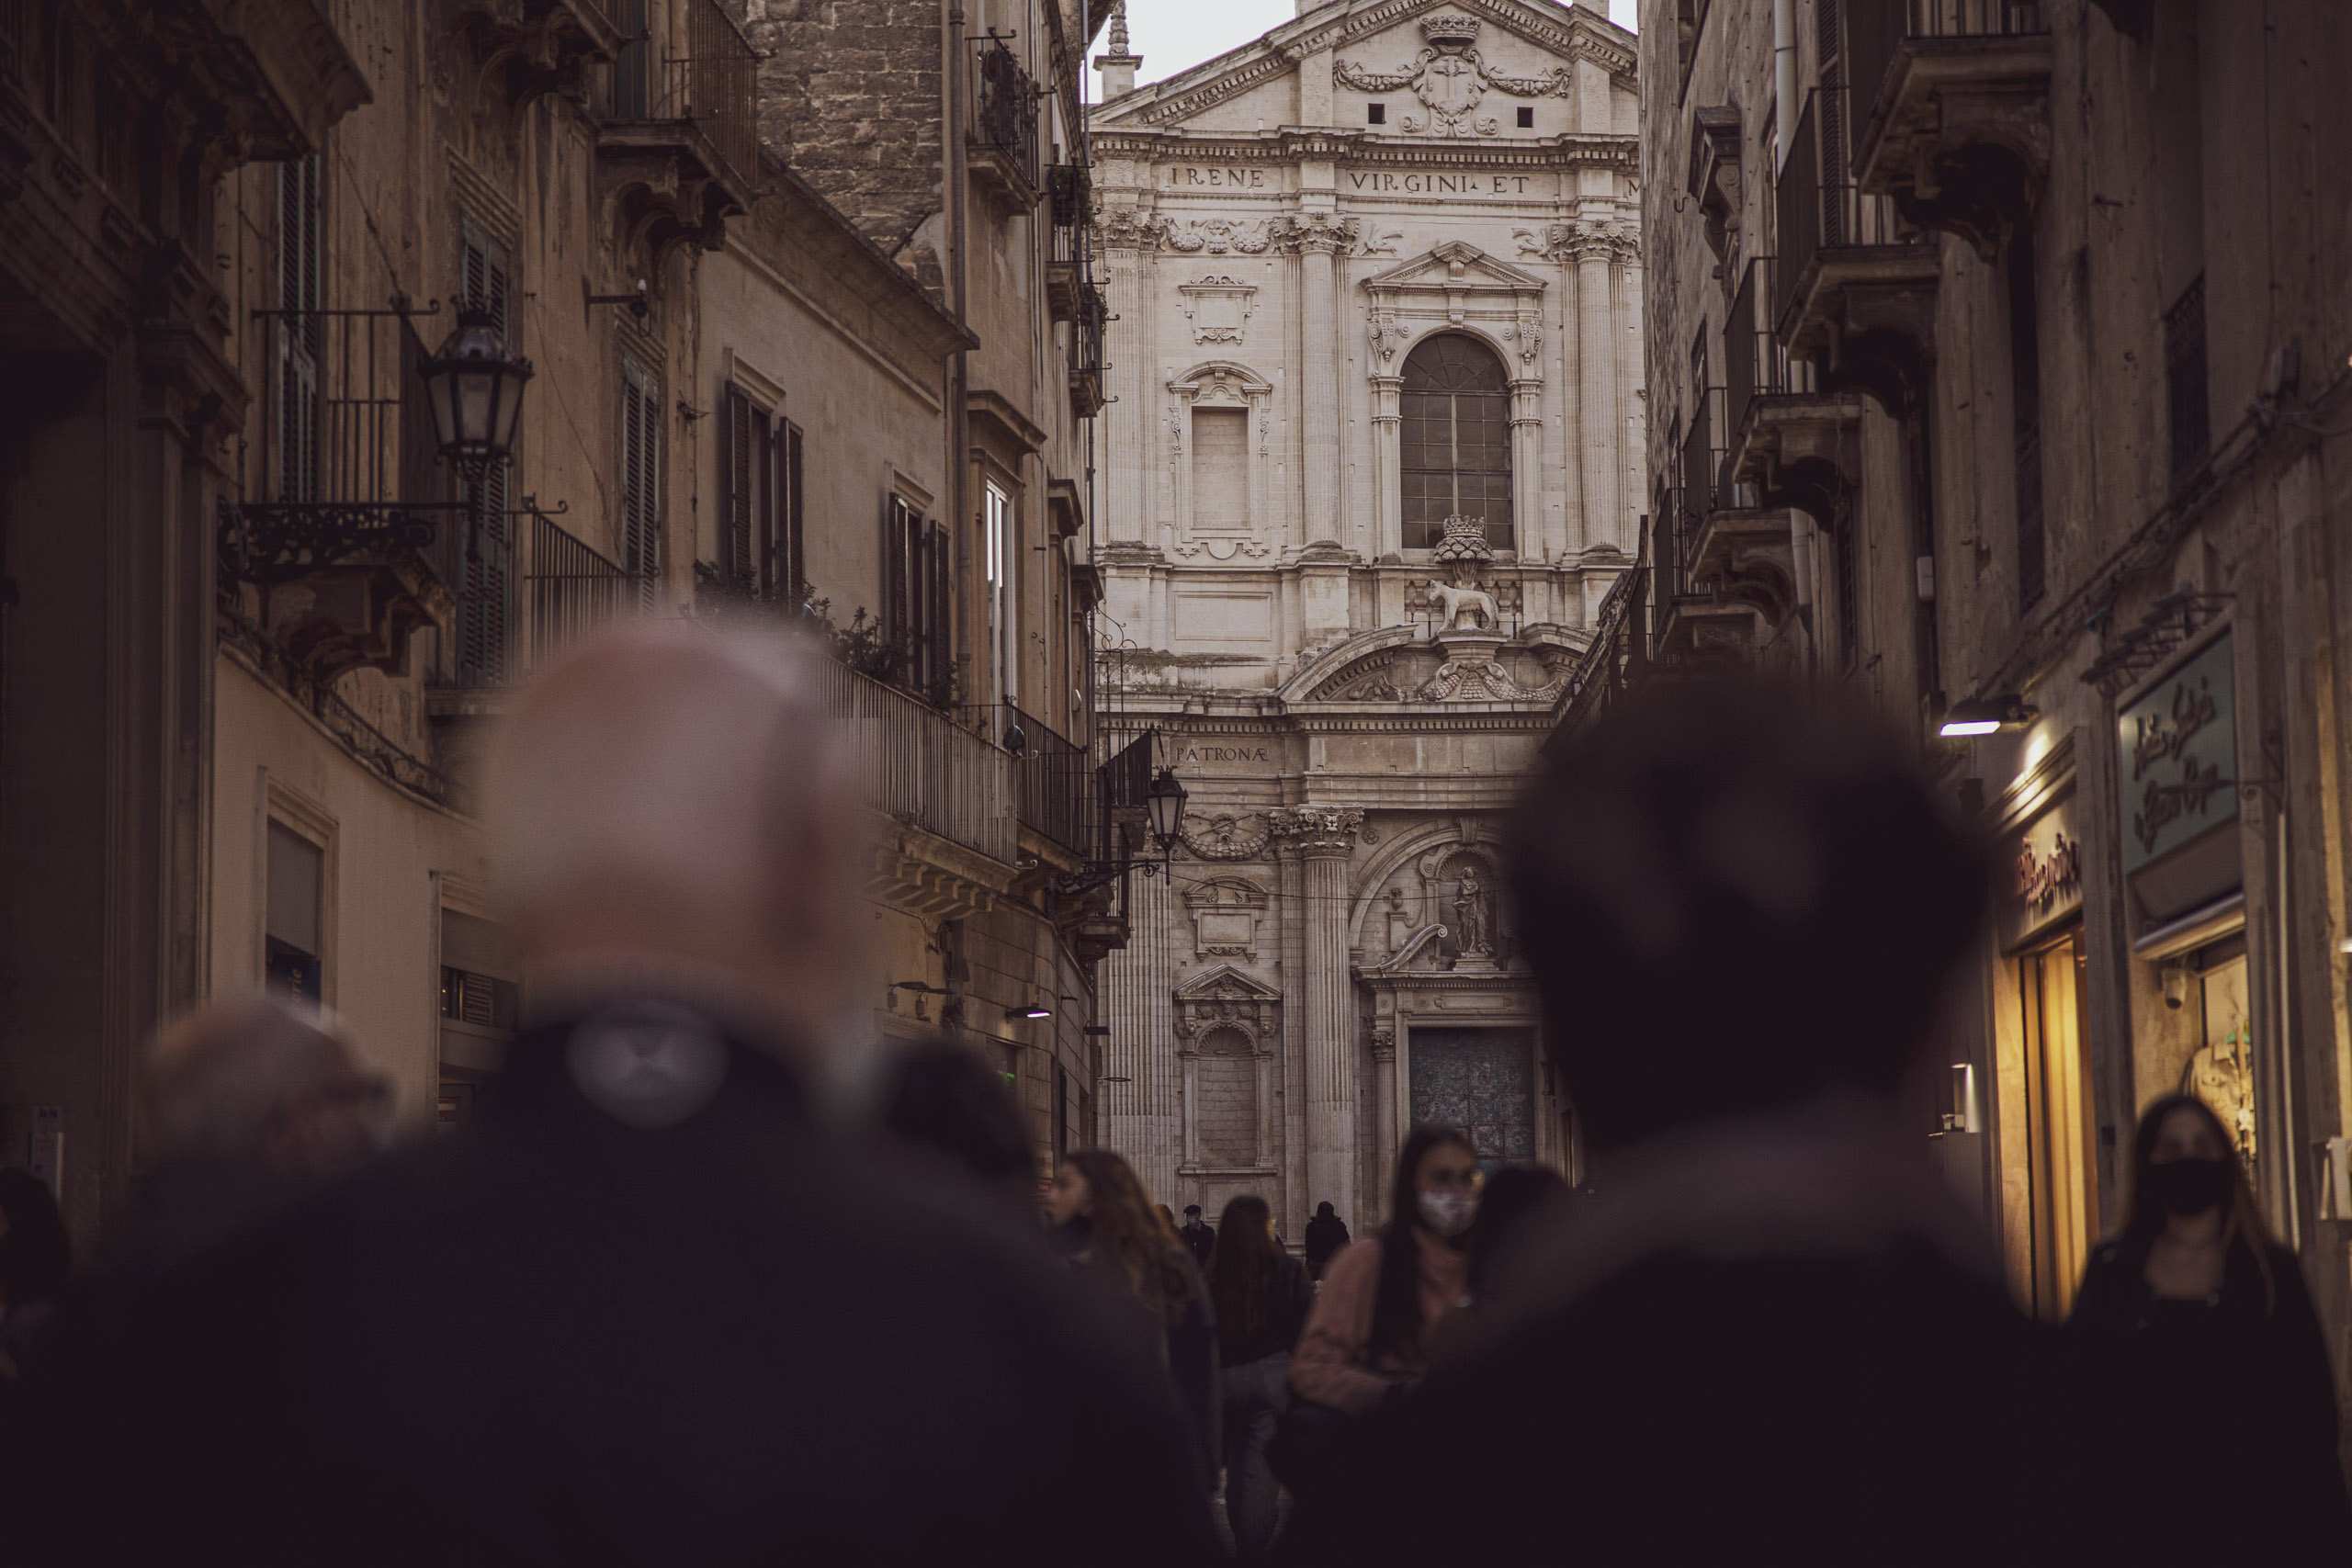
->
[1179, 275, 1260, 345]
[1183, 875, 1270, 960]
[1333, 13, 1572, 140]
[1179, 811, 1272, 861]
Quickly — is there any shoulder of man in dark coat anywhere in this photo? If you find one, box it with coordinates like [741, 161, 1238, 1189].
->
[39, 1029, 1218, 1567]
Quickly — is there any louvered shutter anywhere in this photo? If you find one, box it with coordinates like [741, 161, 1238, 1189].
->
[723, 385, 753, 586]
[621, 363, 662, 607]
[1816, 0, 1847, 240]
[277, 155, 322, 503]
[784, 420, 806, 605]
[925, 520, 952, 694]
[883, 496, 911, 671]
[755, 412, 779, 600]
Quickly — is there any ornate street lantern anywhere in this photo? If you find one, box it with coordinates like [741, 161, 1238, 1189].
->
[1146, 766, 1187, 850]
[418, 309, 534, 477]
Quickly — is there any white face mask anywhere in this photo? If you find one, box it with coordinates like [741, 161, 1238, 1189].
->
[1417, 1188, 1478, 1238]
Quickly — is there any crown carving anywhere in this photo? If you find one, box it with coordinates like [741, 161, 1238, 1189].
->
[1419, 12, 1481, 49]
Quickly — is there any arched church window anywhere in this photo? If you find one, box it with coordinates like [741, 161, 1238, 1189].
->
[1401, 334, 1512, 550]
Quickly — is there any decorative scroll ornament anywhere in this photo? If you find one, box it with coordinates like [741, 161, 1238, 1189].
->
[1179, 811, 1272, 861]
[1166, 217, 1273, 254]
[1333, 13, 1572, 139]
[1415, 650, 1568, 704]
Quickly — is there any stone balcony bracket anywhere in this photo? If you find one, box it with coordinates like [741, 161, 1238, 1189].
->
[1730, 390, 1866, 521]
[459, 0, 624, 108]
[968, 141, 1046, 217]
[1854, 34, 2055, 261]
[1783, 254, 1940, 423]
[1690, 505, 1798, 625]
[596, 124, 755, 265]
[1686, 106, 1744, 269]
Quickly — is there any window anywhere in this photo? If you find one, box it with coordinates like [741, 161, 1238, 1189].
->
[1400, 334, 1512, 549]
[1367, 102, 1385, 125]
[2164, 274, 2209, 486]
[453, 222, 514, 684]
[620, 358, 662, 606]
[883, 494, 950, 698]
[721, 384, 803, 604]
[266, 821, 323, 1004]
[437, 907, 515, 1131]
[276, 154, 323, 504]
[1191, 407, 1249, 529]
[985, 479, 1015, 704]
[1515, 106, 1533, 129]
[2008, 230, 2045, 609]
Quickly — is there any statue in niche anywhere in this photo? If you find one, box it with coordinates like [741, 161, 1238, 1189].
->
[1452, 863, 1493, 957]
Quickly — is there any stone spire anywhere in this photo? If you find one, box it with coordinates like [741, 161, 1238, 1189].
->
[1095, 3, 1142, 99]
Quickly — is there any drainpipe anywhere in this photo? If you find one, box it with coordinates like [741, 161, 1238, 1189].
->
[1773, 0, 1797, 172]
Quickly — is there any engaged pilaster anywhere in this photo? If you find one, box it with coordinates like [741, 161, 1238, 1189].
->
[1273, 805, 1364, 1228]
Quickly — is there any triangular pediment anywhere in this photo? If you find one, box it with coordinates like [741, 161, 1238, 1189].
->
[1172, 963, 1283, 1002]
[1091, 0, 1632, 135]
[1363, 241, 1549, 295]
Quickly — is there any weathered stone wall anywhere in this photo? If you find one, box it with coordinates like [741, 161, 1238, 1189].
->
[739, 0, 948, 296]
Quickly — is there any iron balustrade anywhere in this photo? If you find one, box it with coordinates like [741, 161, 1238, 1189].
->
[822, 659, 1018, 867]
[1772, 88, 1913, 337]
[1049, 164, 1091, 264]
[1725, 255, 1820, 446]
[975, 37, 1039, 189]
[1847, 1, 2051, 128]
[1006, 703, 1091, 862]
[1679, 383, 1727, 543]
[605, 0, 759, 186]
[524, 511, 633, 678]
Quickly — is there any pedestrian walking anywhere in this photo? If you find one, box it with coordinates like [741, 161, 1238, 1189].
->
[1179, 1202, 1217, 1267]
[30, 625, 1217, 1567]
[1303, 1201, 1350, 1281]
[1205, 1194, 1311, 1558]
[1047, 1148, 1221, 1486]
[2068, 1093, 2351, 1556]
[1287, 680, 2089, 1566]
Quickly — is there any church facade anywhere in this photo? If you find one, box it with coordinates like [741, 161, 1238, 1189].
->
[1088, 0, 1642, 1235]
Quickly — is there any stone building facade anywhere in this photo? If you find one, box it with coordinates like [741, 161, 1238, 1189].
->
[1606, 0, 2352, 1448]
[1089, 0, 1642, 1235]
[0, 0, 1119, 1246]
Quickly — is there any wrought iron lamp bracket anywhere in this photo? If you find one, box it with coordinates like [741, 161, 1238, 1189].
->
[217, 495, 471, 586]
[1048, 855, 1169, 899]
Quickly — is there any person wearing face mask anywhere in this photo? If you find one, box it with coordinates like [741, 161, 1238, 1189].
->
[2068, 1093, 2350, 1556]
[1287, 1126, 1478, 1423]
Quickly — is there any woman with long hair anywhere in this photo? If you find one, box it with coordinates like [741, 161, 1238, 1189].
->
[2069, 1094, 2350, 1553]
[1290, 1126, 1479, 1418]
[1046, 1149, 1219, 1485]
[1206, 1194, 1311, 1557]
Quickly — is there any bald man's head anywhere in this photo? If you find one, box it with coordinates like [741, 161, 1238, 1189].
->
[143, 998, 385, 1172]
[486, 623, 866, 1058]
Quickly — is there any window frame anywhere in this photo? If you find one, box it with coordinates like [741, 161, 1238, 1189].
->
[1398, 333, 1514, 551]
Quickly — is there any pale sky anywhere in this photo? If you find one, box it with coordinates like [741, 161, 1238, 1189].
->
[1101, 0, 1639, 94]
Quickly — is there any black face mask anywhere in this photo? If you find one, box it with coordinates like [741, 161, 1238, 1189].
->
[2143, 1156, 2235, 1216]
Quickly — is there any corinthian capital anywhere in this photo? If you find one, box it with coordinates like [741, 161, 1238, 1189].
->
[1271, 806, 1364, 855]
[1274, 212, 1361, 255]
[1098, 205, 1165, 253]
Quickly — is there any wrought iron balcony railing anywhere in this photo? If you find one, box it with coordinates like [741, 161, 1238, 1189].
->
[1771, 87, 1917, 338]
[1847, 0, 2050, 130]
[605, 0, 759, 187]
[1006, 703, 1091, 863]
[823, 658, 1018, 867]
[974, 36, 1040, 191]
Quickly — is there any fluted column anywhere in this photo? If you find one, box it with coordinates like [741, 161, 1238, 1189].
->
[1276, 806, 1363, 1228]
[1281, 214, 1357, 548]
[1100, 209, 1158, 544]
[1371, 1024, 1397, 1223]
[1575, 232, 1630, 555]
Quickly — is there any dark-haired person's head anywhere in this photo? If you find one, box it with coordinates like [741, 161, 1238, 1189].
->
[1316, 1201, 1335, 1217]
[1464, 1164, 1567, 1295]
[1510, 679, 1986, 1152]
[876, 1040, 1034, 1208]
[0, 1168, 70, 1309]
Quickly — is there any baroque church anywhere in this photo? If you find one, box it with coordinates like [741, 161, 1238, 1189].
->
[1088, 0, 1642, 1235]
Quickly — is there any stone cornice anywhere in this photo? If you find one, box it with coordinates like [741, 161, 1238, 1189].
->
[1091, 130, 1637, 175]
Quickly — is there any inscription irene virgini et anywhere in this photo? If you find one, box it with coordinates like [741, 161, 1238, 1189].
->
[1160, 167, 1537, 197]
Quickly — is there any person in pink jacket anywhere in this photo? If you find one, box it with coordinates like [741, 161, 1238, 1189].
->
[1289, 1125, 1479, 1417]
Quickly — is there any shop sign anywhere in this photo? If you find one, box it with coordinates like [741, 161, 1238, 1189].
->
[1999, 787, 2084, 951]
[2120, 632, 2236, 874]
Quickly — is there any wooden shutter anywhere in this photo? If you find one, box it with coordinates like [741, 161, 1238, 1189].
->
[883, 495, 911, 660]
[723, 384, 754, 586]
[783, 420, 806, 604]
[620, 362, 662, 607]
[756, 412, 780, 600]
[926, 520, 952, 695]
[277, 155, 322, 503]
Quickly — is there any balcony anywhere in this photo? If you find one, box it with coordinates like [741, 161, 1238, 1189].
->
[1069, 284, 1108, 420]
[969, 37, 1042, 212]
[595, 0, 759, 253]
[430, 508, 639, 706]
[1725, 254, 1859, 518]
[460, 0, 625, 107]
[1046, 164, 1090, 321]
[1849, 1, 2052, 258]
[1006, 704, 1092, 870]
[1773, 87, 1939, 413]
[824, 660, 1020, 919]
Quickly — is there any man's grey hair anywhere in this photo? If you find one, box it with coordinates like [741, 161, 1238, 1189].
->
[141, 997, 362, 1166]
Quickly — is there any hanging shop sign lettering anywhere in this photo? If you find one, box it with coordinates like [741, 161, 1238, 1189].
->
[1347, 171, 1533, 196]
[2120, 631, 2236, 873]
[1999, 787, 2084, 950]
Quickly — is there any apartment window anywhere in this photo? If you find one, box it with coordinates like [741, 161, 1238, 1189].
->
[276, 154, 323, 504]
[609, 0, 650, 118]
[437, 907, 515, 1131]
[620, 358, 662, 605]
[1191, 407, 1249, 529]
[1367, 102, 1385, 125]
[883, 494, 951, 698]
[985, 479, 1015, 705]
[448, 221, 516, 685]
[1401, 334, 1512, 549]
[1516, 106, 1533, 129]
[721, 383, 803, 603]
[2165, 274, 2210, 486]
[2008, 230, 2046, 609]
[266, 821, 324, 1004]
